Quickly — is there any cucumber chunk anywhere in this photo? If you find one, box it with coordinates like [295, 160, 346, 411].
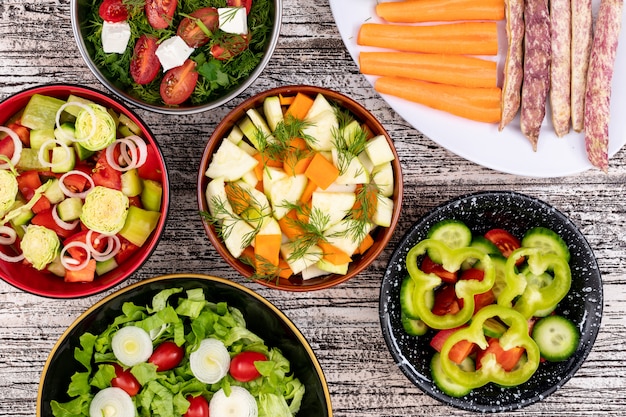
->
[401, 310, 428, 336]
[431, 352, 473, 397]
[531, 315, 579, 361]
[426, 219, 472, 263]
[521, 226, 570, 262]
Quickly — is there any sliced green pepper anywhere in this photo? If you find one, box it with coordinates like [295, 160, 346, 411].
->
[406, 239, 495, 329]
[497, 247, 572, 318]
[440, 304, 540, 389]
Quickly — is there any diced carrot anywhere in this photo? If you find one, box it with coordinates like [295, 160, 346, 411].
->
[318, 241, 352, 265]
[374, 76, 501, 123]
[304, 152, 339, 190]
[285, 92, 315, 120]
[359, 52, 497, 88]
[283, 138, 314, 176]
[300, 178, 318, 204]
[295, 201, 310, 223]
[277, 258, 294, 278]
[352, 184, 378, 221]
[278, 209, 305, 239]
[252, 152, 282, 180]
[279, 94, 295, 106]
[357, 22, 499, 55]
[225, 182, 251, 215]
[376, 0, 505, 23]
[239, 245, 256, 265]
[354, 233, 374, 255]
[64, 259, 97, 283]
[254, 233, 282, 275]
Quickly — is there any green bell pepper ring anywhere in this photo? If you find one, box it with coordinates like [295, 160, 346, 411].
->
[497, 247, 572, 318]
[406, 239, 495, 329]
[440, 304, 540, 389]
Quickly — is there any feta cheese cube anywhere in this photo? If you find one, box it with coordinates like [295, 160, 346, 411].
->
[101, 21, 131, 54]
[218, 7, 248, 35]
[155, 36, 195, 72]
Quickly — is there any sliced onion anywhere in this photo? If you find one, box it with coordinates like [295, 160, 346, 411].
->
[105, 135, 148, 172]
[209, 386, 258, 417]
[89, 387, 135, 417]
[0, 226, 24, 263]
[60, 241, 91, 271]
[59, 170, 95, 199]
[37, 139, 71, 168]
[86, 230, 120, 262]
[51, 204, 79, 231]
[56, 101, 97, 144]
[189, 338, 231, 384]
[0, 126, 23, 169]
[124, 135, 148, 168]
[111, 325, 153, 367]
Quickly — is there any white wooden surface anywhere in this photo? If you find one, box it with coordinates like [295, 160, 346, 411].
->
[1, 0, 626, 415]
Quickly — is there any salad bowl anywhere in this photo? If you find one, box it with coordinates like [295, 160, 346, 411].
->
[379, 191, 603, 412]
[197, 85, 403, 291]
[0, 84, 169, 298]
[71, 0, 282, 114]
[38, 273, 333, 416]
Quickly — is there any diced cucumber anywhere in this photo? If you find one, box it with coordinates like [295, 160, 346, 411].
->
[365, 135, 395, 166]
[96, 257, 119, 276]
[371, 161, 394, 198]
[29, 128, 56, 150]
[230, 180, 272, 229]
[51, 146, 76, 173]
[65, 94, 95, 118]
[341, 119, 362, 147]
[316, 258, 349, 275]
[227, 125, 245, 145]
[323, 219, 373, 256]
[302, 108, 338, 151]
[17, 148, 49, 171]
[521, 226, 570, 262]
[56, 197, 83, 221]
[20, 94, 66, 130]
[117, 112, 142, 136]
[205, 177, 234, 221]
[431, 352, 473, 398]
[121, 169, 143, 197]
[246, 108, 275, 146]
[401, 310, 428, 336]
[43, 179, 65, 204]
[531, 315, 579, 361]
[268, 174, 307, 220]
[74, 142, 95, 161]
[426, 219, 472, 264]
[238, 115, 261, 149]
[46, 255, 66, 277]
[8, 200, 34, 227]
[300, 264, 328, 280]
[263, 95, 283, 132]
[332, 149, 369, 185]
[482, 317, 507, 338]
[311, 191, 356, 231]
[119, 206, 160, 247]
[372, 195, 394, 228]
[280, 242, 323, 275]
[222, 215, 257, 258]
[204, 139, 259, 181]
[54, 122, 76, 144]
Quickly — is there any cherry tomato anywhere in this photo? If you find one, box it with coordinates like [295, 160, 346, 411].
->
[91, 150, 122, 190]
[227, 0, 253, 14]
[420, 255, 457, 284]
[148, 341, 184, 371]
[484, 228, 521, 258]
[136, 144, 164, 182]
[160, 59, 199, 105]
[98, 0, 129, 23]
[177, 7, 219, 48]
[111, 363, 141, 396]
[229, 351, 267, 382]
[145, 0, 178, 30]
[210, 34, 250, 61]
[184, 395, 209, 417]
[130, 35, 160, 85]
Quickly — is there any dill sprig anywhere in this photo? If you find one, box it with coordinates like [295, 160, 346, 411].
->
[332, 109, 369, 176]
[200, 195, 259, 249]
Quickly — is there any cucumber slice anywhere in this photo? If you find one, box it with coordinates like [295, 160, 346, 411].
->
[531, 315, 579, 361]
[431, 352, 473, 397]
[399, 276, 434, 320]
[482, 317, 507, 338]
[401, 310, 428, 336]
[521, 226, 570, 262]
[471, 235, 501, 255]
[56, 197, 83, 221]
[263, 95, 283, 132]
[426, 219, 472, 263]
[490, 255, 508, 300]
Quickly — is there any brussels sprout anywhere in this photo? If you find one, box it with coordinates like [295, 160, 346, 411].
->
[74, 104, 117, 151]
[0, 169, 18, 217]
[20, 225, 60, 270]
[80, 186, 129, 235]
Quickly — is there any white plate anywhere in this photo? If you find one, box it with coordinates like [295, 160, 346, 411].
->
[329, 0, 626, 177]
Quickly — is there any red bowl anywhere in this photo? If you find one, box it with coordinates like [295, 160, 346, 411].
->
[0, 84, 169, 298]
[197, 85, 403, 291]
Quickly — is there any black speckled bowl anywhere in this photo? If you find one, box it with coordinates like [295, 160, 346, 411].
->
[379, 191, 602, 412]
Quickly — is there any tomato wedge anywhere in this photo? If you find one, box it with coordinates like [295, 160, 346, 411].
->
[130, 35, 160, 85]
[99, 0, 129, 23]
[145, 0, 178, 30]
[484, 228, 521, 258]
[420, 255, 457, 283]
[91, 151, 122, 190]
[227, 0, 253, 14]
[177, 7, 219, 48]
[160, 59, 199, 105]
[136, 145, 163, 182]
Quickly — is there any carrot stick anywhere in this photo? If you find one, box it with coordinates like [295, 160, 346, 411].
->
[304, 152, 339, 189]
[277, 258, 293, 278]
[254, 233, 282, 274]
[359, 52, 497, 88]
[279, 94, 295, 106]
[283, 138, 314, 176]
[285, 92, 315, 120]
[375, 76, 502, 123]
[358, 22, 498, 55]
[376, 0, 505, 23]
[318, 241, 352, 265]
[354, 233, 374, 255]
[253, 152, 282, 180]
[278, 209, 305, 239]
[300, 178, 318, 204]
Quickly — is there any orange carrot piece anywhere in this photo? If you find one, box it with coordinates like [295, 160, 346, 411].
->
[239, 245, 256, 265]
[64, 259, 97, 283]
[352, 184, 378, 221]
[279, 94, 295, 106]
[359, 52, 497, 88]
[357, 22, 498, 55]
[300, 178, 318, 204]
[354, 233, 375, 255]
[224, 182, 250, 215]
[318, 241, 352, 265]
[304, 152, 339, 190]
[277, 258, 294, 278]
[375, 76, 502, 123]
[295, 201, 311, 224]
[376, 0, 505, 23]
[253, 152, 282, 180]
[285, 92, 315, 120]
[254, 233, 282, 274]
[283, 138, 314, 176]
[278, 209, 304, 239]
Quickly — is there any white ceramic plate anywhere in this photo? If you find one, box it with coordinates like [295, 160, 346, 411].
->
[329, 0, 626, 177]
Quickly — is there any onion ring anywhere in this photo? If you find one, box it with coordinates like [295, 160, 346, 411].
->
[60, 241, 91, 271]
[56, 102, 97, 143]
[59, 170, 95, 199]
[37, 139, 71, 168]
[51, 204, 79, 231]
[0, 225, 25, 263]
[0, 126, 23, 169]
[86, 230, 121, 262]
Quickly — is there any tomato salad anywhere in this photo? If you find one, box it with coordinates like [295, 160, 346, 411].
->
[400, 220, 580, 397]
[49, 287, 305, 417]
[0, 93, 164, 283]
[88, 0, 274, 106]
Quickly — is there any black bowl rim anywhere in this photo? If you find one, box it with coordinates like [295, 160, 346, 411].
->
[0, 83, 170, 299]
[379, 190, 603, 412]
[36, 273, 333, 415]
[70, 0, 284, 115]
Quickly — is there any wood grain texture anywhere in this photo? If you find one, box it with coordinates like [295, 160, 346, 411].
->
[1, 0, 626, 416]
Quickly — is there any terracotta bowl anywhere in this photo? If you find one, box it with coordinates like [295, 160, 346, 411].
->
[0, 84, 169, 298]
[38, 274, 333, 416]
[197, 85, 403, 291]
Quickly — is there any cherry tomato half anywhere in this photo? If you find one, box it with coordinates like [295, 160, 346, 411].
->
[111, 363, 141, 396]
[130, 34, 160, 85]
[484, 228, 521, 258]
[99, 0, 129, 23]
[160, 59, 199, 105]
[210, 34, 250, 61]
[229, 351, 268, 382]
[227, 0, 253, 14]
[184, 395, 209, 417]
[177, 7, 219, 48]
[145, 0, 178, 30]
[148, 341, 184, 371]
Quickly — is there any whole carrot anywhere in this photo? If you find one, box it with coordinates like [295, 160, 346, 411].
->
[376, 0, 505, 23]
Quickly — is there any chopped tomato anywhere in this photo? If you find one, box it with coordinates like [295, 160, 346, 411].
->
[63, 230, 107, 263]
[432, 284, 460, 316]
[160, 59, 199, 105]
[128, 195, 143, 208]
[64, 259, 97, 283]
[16, 170, 42, 200]
[7, 122, 30, 146]
[177, 7, 219, 48]
[30, 208, 77, 238]
[31, 195, 51, 214]
[98, 0, 129, 23]
[115, 236, 140, 264]
[0, 135, 16, 158]
[145, 0, 178, 30]
[210, 34, 250, 61]
[227, 0, 253, 14]
[430, 326, 475, 365]
[136, 144, 163, 182]
[421, 255, 457, 283]
[458, 268, 495, 313]
[59, 167, 91, 193]
[130, 35, 160, 85]
[484, 228, 521, 258]
[476, 337, 525, 372]
[91, 151, 122, 190]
